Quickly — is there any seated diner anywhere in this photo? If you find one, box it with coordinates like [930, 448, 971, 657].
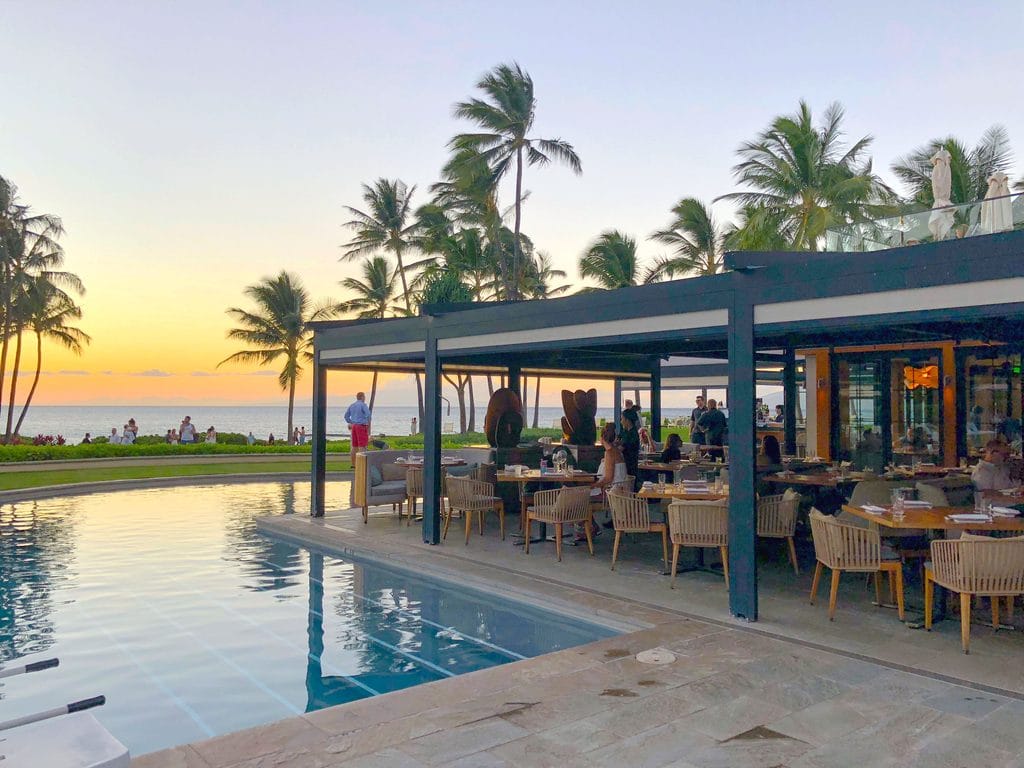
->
[972, 439, 1013, 491]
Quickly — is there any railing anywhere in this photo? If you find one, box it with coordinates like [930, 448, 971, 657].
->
[824, 192, 1023, 252]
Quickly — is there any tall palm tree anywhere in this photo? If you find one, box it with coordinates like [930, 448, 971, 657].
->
[891, 126, 1014, 207]
[579, 231, 662, 290]
[723, 204, 794, 252]
[220, 271, 336, 443]
[650, 198, 727, 277]
[337, 256, 403, 411]
[451, 62, 582, 298]
[719, 101, 891, 251]
[13, 282, 90, 436]
[342, 178, 429, 424]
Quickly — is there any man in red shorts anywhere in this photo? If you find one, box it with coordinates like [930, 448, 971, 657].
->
[345, 391, 372, 466]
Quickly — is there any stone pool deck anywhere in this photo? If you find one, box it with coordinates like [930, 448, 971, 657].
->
[135, 500, 1024, 767]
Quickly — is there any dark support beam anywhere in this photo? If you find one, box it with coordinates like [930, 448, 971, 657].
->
[650, 361, 662, 442]
[310, 357, 327, 517]
[727, 285, 758, 621]
[421, 332, 442, 544]
[783, 347, 797, 456]
[507, 363, 521, 397]
[613, 379, 622, 431]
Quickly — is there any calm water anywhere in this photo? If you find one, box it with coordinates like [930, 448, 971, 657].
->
[15, 405, 706, 444]
[0, 482, 616, 755]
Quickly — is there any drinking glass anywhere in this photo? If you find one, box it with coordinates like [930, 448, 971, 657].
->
[974, 491, 987, 513]
[657, 474, 666, 492]
[890, 488, 905, 520]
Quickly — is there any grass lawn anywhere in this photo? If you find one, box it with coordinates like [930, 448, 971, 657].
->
[0, 460, 351, 491]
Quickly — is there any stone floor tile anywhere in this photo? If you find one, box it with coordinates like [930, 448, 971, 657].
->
[921, 687, 1011, 719]
[686, 732, 813, 768]
[668, 670, 765, 709]
[332, 748, 426, 767]
[677, 694, 792, 742]
[497, 688, 614, 731]
[396, 718, 530, 766]
[486, 732, 595, 767]
[757, 672, 849, 712]
[910, 725, 1018, 768]
[972, 701, 1024, 753]
[768, 699, 873, 746]
[584, 719, 719, 768]
[131, 745, 212, 768]
[446, 751, 511, 767]
[190, 717, 326, 767]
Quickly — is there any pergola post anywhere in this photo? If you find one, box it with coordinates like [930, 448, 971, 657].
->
[650, 360, 662, 442]
[613, 379, 622, 431]
[783, 347, 797, 456]
[727, 284, 758, 620]
[421, 331, 442, 544]
[310, 356, 327, 517]
[507, 363, 521, 397]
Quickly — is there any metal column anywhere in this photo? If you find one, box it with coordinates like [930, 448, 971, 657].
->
[650, 361, 662, 442]
[783, 347, 797, 456]
[613, 379, 622, 431]
[727, 284, 758, 620]
[310, 357, 327, 517]
[421, 332, 442, 544]
[507, 363, 521, 397]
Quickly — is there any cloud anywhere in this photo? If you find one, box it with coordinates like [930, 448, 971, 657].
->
[244, 370, 278, 377]
[190, 371, 219, 377]
[100, 371, 114, 375]
[132, 369, 173, 377]
[57, 369, 90, 376]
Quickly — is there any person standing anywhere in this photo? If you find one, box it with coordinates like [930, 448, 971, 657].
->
[618, 409, 641, 490]
[268, 432, 275, 445]
[246, 431, 255, 445]
[292, 427, 300, 445]
[179, 416, 197, 445]
[120, 424, 135, 445]
[696, 399, 728, 461]
[81, 433, 92, 445]
[299, 426, 306, 445]
[345, 391, 372, 466]
[127, 418, 139, 440]
[109, 427, 121, 445]
[690, 395, 708, 445]
[205, 426, 217, 443]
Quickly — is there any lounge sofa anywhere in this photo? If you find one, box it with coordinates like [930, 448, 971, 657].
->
[352, 448, 493, 523]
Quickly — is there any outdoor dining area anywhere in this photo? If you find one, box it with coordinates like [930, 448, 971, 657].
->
[310, 227, 1024, 661]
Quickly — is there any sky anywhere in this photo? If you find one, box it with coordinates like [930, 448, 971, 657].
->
[1, 0, 1021, 407]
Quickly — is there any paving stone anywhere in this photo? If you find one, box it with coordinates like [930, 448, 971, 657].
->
[486, 732, 595, 767]
[910, 725, 1018, 768]
[972, 701, 1024, 753]
[189, 717, 326, 767]
[334, 748, 427, 768]
[768, 699, 873, 746]
[131, 746, 212, 768]
[677, 693, 792, 742]
[757, 672, 849, 712]
[585, 718, 719, 768]
[921, 687, 1011, 719]
[396, 718, 530, 766]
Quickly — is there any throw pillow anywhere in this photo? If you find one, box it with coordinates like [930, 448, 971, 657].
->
[381, 463, 407, 482]
[369, 465, 383, 487]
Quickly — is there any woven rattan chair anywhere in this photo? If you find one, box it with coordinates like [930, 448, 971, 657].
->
[607, 489, 668, 571]
[808, 509, 905, 622]
[525, 485, 592, 561]
[443, 476, 505, 545]
[925, 538, 1024, 653]
[667, 499, 729, 589]
[757, 494, 800, 574]
[404, 468, 424, 526]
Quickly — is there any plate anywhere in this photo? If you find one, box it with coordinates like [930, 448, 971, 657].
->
[861, 505, 886, 514]
[991, 506, 1020, 516]
[947, 514, 990, 523]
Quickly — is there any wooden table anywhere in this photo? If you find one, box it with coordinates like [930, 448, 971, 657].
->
[496, 470, 597, 544]
[841, 504, 1024, 533]
[638, 461, 684, 473]
[395, 458, 467, 468]
[769, 472, 868, 489]
[638, 487, 727, 501]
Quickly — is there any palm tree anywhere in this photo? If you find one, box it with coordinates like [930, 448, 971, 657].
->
[579, 231, 663, 290]
[219, 271, 336, 443]
[650, 198, 727, 277]
[720, 101, 891, 251]
[13, 281, 91, 436]
[451, 62, 581, 298]
[337, 256, 403, 411]
[723, 204, 794, 252]
[891, 126, 1014, 207]
[342, 178, 429, 424]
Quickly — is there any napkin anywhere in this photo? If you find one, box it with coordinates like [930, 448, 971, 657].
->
[860, 505, 886, 514]
[947, 514, 990, 523]
[991, 506, 1020, 516]
[901, 500, 932, 508]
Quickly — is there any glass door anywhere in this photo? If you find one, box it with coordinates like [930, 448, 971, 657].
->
[832, 358, 886, 470]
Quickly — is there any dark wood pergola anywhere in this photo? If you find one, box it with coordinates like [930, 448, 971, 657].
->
[310, 230, 1024, 622]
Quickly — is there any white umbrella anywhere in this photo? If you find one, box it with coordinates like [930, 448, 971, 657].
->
[980, 170, 1013, 233]
[927, 147, 954, 241]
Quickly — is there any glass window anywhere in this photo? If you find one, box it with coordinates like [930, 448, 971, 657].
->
[834, 359, 884, 467]
[963, 350, 1022, 455]
[890, 353, 941, 464]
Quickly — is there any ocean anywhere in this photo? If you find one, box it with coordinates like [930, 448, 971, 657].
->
[12, 405, 701, 444]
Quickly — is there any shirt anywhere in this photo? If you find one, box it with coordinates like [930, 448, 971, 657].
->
[345, 400, 371, 425]
[972, 460, 1012, 491]
[697, 409, 728, 446]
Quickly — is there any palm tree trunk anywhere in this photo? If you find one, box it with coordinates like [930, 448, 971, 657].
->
[521, 376, 529, 418]
[0, 267, 12, 431]
[512, 144, 524, 300]
[456, 375, 467, 433]
[13, 331, 41, 437]
[368, 370, 379, 411]
[533, 375, 541, 429]
[467, 376, 476, 432]
[6, 328, 23, 440]
[415, 374, 424, 430]
[287, 375, 296, 445]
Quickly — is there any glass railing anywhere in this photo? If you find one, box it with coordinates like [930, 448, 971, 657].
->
[824, 192, 1024, 252]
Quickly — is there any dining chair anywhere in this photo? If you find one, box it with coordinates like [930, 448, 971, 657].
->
[404, 468, 423, 526]
[524, 485, 592, 561]
[443, 476, 505, 544]
[757, 493, 800, 574]
[925, 537, 1024, 653]
[607, 489, 668, 571]
[667, 499, 729, 589]
[808, 509, 905, 622]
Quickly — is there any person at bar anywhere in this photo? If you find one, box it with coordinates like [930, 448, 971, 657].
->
[972, 439, 1013, 491]
[618, 408, 641, 488]
[696, 398, 728, 461]
[773, 404, 784, 424]
[689, 395, 708, 446]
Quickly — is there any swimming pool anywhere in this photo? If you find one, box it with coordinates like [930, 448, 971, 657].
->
[0, 482, 616, 755]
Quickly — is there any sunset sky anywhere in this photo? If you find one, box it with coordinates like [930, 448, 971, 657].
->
[1, 1, 1020, 406]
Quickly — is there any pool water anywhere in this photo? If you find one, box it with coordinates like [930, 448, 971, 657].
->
[0, 482, 616, 755]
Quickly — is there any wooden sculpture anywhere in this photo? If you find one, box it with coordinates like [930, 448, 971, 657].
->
[483, 388, 524, 448]
[561, 388, 598, 445]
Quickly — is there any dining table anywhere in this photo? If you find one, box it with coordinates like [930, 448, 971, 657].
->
[496, 469, 598, 544]
[637, 486, 727, 501]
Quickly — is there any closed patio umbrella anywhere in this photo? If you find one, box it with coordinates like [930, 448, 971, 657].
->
[980, 170, 1013, 233]
[928, 147, 955, 241]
